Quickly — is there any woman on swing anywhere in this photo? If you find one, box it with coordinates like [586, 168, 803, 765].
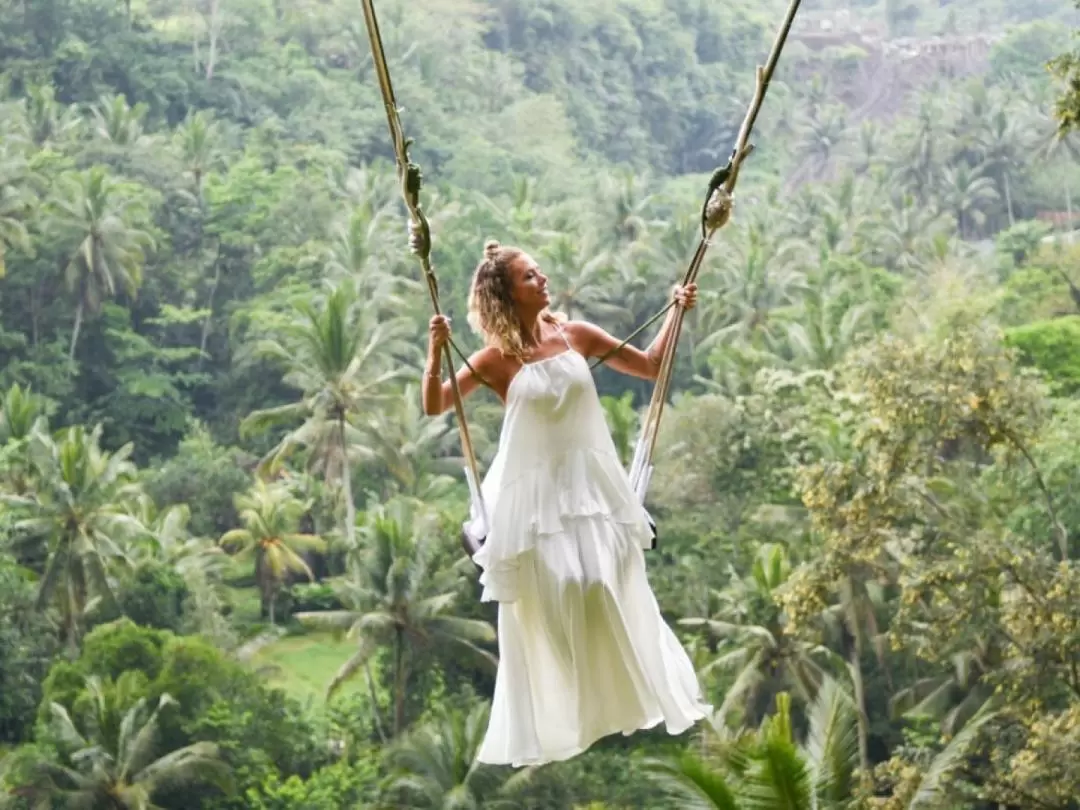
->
[421, 238, 711, 767]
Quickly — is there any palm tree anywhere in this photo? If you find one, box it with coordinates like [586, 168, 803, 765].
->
[124, 495, 226, 581]
[643, 683, 858, 809]
[1034, 116, 1080, 239]
[700, 220, 806, 356]
[594, 168, 662, 249]
[218, 479, 326, 624]
[175, 109, 222, 202]
[680, 544, 839, 726]
[937, 163, 999, 240]
[11, 423, 146, 646]
[794, 101, 849, 183]
[12, 672, 231, 808]
[539, 233, 630, 325]
[88, 93, 151, 148]
[47, 167, 155, 361]
[784, 275, 871, 371]
[21, 83, 81, 147]
[888, 97, 946, 205]
[240, 283, 406, 548]
[383, 702, 532, 809]
[0, 384, 48, 495]
[879, 702, 998, 809]
[0, 139, 32, 278]
[295, 497, 496, 736]
[975, 103, 1031, 228]
[354, 383, 462, 503]
[889, 634, 998, 738]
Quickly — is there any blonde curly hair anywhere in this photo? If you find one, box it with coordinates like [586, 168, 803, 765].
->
[467, 239, 562, 359]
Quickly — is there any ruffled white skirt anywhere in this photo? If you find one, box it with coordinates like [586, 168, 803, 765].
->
[468, 448, 712, 767]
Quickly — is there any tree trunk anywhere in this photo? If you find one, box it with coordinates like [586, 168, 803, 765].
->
[1066, 179, 1074, 245]
[197, 257, 221, 369]
[1004, 172, 1015, 228]
[850, 646, 871, 775]
[393, 629, 406, 736]
[366, 662, 388, 744]
[338, 416, 356, 549]
[205, 0, 223, 81]
[69, 299, 84, 362]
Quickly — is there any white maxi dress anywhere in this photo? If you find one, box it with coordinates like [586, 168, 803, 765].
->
[465, 329, 712, 767]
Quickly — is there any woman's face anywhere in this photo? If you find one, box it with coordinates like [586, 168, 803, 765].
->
[509, 252, 550, 311]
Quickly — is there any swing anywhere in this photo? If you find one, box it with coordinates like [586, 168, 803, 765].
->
[358, 0, 804, 559]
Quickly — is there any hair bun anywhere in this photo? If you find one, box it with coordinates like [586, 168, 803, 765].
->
[483, 239, 501, 260]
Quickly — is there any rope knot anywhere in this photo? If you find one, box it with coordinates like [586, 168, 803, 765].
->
[704, 187, 734, 231]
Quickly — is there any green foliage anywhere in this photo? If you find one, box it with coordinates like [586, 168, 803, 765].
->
[245, 756, 380, 810]
[143, 423, 254, 539]
[0, 0, 1078, 808]
[0, 552, 58, 746]
[114, 561, 191, 632]
[1005, 315, 1080, 394]
[26, 620, 329, 810]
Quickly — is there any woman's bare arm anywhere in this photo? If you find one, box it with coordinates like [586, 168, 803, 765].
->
[569, 284, 696, 382]
[422, 347, 495, 415]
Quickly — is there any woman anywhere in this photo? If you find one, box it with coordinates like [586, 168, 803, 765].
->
[422, 239, 711, 767]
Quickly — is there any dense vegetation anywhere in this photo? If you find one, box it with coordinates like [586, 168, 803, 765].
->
[3, 0, 1080, 807]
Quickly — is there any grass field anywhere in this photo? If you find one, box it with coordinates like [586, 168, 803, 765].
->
[247, 631, 365, 702]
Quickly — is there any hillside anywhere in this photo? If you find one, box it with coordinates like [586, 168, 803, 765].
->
[3, 0, 1080, 808]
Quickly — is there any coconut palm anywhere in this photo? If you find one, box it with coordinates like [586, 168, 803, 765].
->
[11, 423, 146, 646]
[0, 139, 32, 278]
[11, 672, 231, 808]
[295, 497, 496, 736]
[353, 383, 461, 503]
[47, 167, 155, 361]
[175, 109, 223, 201]
[0, 384, 48, 495]
[938, 163, 999, 240]
[124, 495, 226, 581]
[240, 282, 407, 548]
[680, 544, 839, 726]
[643, 683, 858, 810]
[218, 479, 326, 624]
[88, 93, 152, 148]
[383, 701, 532, 809]
[539, 232, 630, 325]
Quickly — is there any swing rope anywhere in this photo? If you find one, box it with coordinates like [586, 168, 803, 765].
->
[627, 0, 804, 500]
[358, 0, 488, 555]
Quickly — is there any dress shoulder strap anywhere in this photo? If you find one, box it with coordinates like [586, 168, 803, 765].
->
[554, 321, 573, 350]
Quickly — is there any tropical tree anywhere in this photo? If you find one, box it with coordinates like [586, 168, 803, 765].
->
[295, 497, 496, 736]
[175, 109, 223, 202]
[0, 384, 49, 495]
[240, 282, 407, 548]
[643, 683, 858, 810]
[539, 233, 629, 325]
[47, 167, 155, 361]
[353, 383, 461, 503]
[382, 701, 532, 809]
[0, 138, 32, 278]
[11, 423, 145, 646]
[219, 478, 326, 624]
[8, 672, 232, 808]
[681, 544, 839, 726]
[124, 495, 226, 581]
